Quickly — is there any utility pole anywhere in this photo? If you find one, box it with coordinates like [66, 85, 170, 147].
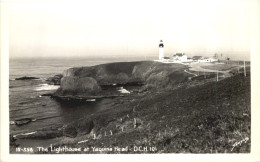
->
[217, 71, 219, 82]
[244, 60, 246, 77]
[238, 61, 240, 73]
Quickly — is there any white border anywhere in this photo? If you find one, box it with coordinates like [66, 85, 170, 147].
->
[1, 0, 259, 162]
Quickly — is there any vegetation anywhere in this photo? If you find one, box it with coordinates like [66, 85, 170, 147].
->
[43, 73, 250, 154]
[11, 62, 251, 154]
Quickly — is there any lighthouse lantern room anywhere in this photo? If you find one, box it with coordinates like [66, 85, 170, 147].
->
[159, 40, 164, 60]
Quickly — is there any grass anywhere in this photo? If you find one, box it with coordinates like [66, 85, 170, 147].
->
[201, 64, 237, 71]
[12, 61, 250, 154]
[41, 73, 250, 154]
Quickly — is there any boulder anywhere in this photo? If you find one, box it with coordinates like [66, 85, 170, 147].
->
[63, 126, 78, 138]
[46, 74, 63, 85]
[77, 120, 94, 135]
[58, 76, 101, 96]
[15, 118, 32, 126]
[63, 120, 94, 137]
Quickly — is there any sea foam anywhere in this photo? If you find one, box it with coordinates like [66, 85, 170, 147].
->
[35, 84, 60, 91]
[13, 131, 37, 138]
[117, 87, 130, 94]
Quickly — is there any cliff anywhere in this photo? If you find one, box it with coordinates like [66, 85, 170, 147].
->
[54, 61, 192, 97]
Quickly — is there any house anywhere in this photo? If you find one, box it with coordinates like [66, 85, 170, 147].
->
[209, 58, 219, 62]
[173, 53, 187, 62]
[192, 56, 203, 62]
[187, 58, 193, 62]
[198, 57, 219, 62]
[198, 57, 211, 62]
[162, 57, 170, 62]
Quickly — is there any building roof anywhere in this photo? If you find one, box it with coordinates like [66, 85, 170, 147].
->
[192, 56, 203, 60]
[174, 53, 185, 57]
[159, 40, 164, 47]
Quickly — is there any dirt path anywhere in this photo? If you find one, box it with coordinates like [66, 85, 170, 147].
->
[188, 62, 232, 78]
[184, 69, 198, 76]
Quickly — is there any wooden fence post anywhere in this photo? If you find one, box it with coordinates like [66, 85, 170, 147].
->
[134, 118, 137, 128]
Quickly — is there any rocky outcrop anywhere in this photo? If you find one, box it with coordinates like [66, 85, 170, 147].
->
[63, 119, 94, 138]
[55, 76, 101, 96]
[54, 61, 192, 98]
[46, 74, 63, 85]
[15, 76, 39, 80]
[14, 118, 33, 126]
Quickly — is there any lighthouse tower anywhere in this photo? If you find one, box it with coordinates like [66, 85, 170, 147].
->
[159, 40, 164, 60]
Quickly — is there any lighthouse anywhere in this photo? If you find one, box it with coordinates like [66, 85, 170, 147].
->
[159, 40, 164, 60]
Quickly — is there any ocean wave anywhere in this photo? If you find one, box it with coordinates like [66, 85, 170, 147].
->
[34, 84, 59, 91]
[117, 87, 130, 94]
[13, 131, 37, 138]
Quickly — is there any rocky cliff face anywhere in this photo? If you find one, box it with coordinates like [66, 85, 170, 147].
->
[55, 61, 191, 97]
[55, 76, 101, 96]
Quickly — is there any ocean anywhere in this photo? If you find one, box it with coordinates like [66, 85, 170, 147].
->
[9, 56, 155, 137]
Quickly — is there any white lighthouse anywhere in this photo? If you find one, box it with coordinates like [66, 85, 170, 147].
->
[159, 40, 164, 60]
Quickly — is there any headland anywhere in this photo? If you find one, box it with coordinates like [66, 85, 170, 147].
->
[10, 61, 251, 153]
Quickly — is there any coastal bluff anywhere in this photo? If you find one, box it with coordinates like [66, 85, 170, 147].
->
[54, 61, 191, 97]
[10, 61, 251, 153]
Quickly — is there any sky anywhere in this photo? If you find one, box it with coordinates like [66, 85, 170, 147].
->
[6, 0, 256, 60]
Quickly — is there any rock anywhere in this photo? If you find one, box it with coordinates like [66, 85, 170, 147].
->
[41, 93, 53, 97]
[62, 120, 94, 138]
[63, 126, 78, 138]
[15, 118, 32, 126]
[10, 135, 16, 142]
[77, 120, 94, 135]
[10, 135, 17, 147]
[15, 76, 39, 80]
[46, 74, 63, 85]
[57, 76, 101, 96]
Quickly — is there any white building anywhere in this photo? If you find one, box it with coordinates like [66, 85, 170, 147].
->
[162, 57, 170, 62]
[187, 58, 193, 62]
[192, 56, 203, 62]
[198, 57, 210, 62]
[158, 40, 164, 60]
[209, 58, 219, 62]
[198, 57, 219, 62]
[173, 53, 187, 62]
